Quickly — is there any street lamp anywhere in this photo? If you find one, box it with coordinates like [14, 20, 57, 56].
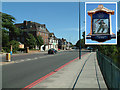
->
[79, 1, 81, 59]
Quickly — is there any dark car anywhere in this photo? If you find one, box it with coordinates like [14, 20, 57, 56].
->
[48, 48, 57, 54]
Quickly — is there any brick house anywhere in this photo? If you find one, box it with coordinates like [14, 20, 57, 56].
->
[12, 20, 49, 49]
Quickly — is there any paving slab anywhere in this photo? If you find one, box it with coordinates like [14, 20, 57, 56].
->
[31, 52, 107, 89]
[74, 52, 107, 89]
[32, 53, 91, 88]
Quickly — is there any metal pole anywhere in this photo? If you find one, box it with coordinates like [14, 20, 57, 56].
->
[10, 45, 12, 61]
[79, 1, 81, 59]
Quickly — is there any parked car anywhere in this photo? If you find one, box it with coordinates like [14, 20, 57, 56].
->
[72, 47, 77, 49]
[48, 48, 57, 54]
[87, 47, 93, 50]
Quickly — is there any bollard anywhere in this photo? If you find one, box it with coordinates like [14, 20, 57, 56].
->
[26, 47, 29, 53]
[6, 53, 11, 62]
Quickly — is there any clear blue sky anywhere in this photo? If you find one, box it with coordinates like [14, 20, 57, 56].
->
[2, 2, 79, 45]
[2, 2, 120, 44]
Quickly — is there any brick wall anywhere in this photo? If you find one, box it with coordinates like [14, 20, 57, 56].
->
[36, 31, 49, 45]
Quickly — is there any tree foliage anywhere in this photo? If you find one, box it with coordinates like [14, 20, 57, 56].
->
[36, 35, 44, 47]
[76, 31, 85, 48]
[76, 39, 85, 48]
[2, 29, 9, 47]
[3, 40, 20, 53]
[2, 13, 16, 28]
[26, 33, 37, 49]
[2, 13, 20, 41]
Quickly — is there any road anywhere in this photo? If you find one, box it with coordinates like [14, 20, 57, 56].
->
[2, 50, 89, 88]
[2, 51, 48, 62]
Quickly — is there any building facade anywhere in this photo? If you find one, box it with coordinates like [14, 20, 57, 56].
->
[12, 20, 49, 49]
[48, 33, 58, 50]
[58, 38, 67, 50]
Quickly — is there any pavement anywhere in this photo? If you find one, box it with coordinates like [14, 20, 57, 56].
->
[30, 52, 107, 89]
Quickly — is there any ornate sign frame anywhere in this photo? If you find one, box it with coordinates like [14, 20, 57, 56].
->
[85, 2, 117, 44]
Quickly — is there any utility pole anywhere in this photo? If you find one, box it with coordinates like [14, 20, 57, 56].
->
[79, 1, 81, 59]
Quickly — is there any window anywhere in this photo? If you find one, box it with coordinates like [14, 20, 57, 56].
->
[45, 39, 46, 44]
[37, 32, 39, 36]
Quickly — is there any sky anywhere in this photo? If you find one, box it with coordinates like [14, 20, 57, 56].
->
[2, 2, 79, 45]
[2, 1, 120, 45]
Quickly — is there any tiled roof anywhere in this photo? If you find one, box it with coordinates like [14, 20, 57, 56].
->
[15, 21, 50, 33]
[49, 33, 54, 36]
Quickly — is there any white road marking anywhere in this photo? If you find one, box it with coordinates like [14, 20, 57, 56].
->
[1, 51, 66, 65]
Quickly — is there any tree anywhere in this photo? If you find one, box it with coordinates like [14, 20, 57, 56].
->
[76, 31, 86, 48]
[36, 35, 44, 49]
[2, 29, 9, 47]
[117, 30, 120, 46]
[26, 33, 37, 49]
[2, 13, 20, 41]
[6, 40, 20, 53]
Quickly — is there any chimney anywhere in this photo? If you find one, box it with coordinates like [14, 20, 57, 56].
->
[44, 24, 46, 28]
[24, 20, 27, 26]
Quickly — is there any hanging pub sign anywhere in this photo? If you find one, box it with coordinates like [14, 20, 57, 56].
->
[86, 3, 117, 44]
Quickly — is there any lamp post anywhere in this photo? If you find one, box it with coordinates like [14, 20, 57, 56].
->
[79, 1, 81, 59]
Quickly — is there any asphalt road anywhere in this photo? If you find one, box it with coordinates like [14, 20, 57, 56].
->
[2, 52, 48, 62]
[2, 50, 88, 88]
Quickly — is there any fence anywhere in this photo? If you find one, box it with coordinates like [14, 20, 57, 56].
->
[97, 51, 120, 90]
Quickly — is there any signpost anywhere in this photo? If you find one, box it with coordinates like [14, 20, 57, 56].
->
[86, 4, 116, 42]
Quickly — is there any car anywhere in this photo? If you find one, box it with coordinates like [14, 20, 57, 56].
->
[87, 47, 93, 50]
[72, 47, 77, 49]
[48, 48, 57, 54]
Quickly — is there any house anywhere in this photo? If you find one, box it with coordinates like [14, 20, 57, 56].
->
[48, 33, 58, 50]
[58, 38, 67, 50]
[62, 38, 67, 50]
[58, 39, 63, 50]
[66, 42, 72, 50]
[12, 20, 49, 50]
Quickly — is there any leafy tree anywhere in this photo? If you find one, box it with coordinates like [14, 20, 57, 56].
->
[6, 40, 20, 53]
[2, 29, 9, 47]
[117, 30, 120, 46]
[26, 33, 37, 49]
[0, 30, 2, 51]
[76, 31, 86, 48]
[76, 39, 85, 48]
[36, 35, 44, 49]
[2, 13, 20, 41]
